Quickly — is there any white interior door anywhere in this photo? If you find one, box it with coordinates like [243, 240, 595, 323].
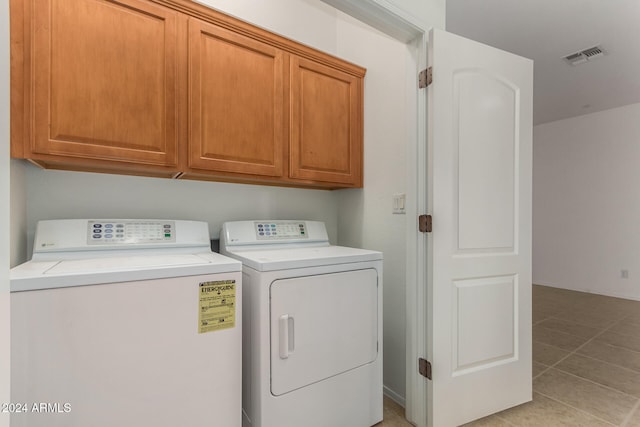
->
[427, 28, 533, 427]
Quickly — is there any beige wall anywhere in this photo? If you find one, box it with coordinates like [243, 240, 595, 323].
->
[534, 102, 640, 300]
[334, 14, 413, 402]
[24, 167, 339, 255]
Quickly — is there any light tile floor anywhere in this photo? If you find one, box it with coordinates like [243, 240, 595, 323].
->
[379, 285, 640, 427]
[466, 285, 640, 427]
[378, 396, 413, 427]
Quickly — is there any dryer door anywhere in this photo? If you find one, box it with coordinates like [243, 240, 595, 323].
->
[269, 268, 378, 396]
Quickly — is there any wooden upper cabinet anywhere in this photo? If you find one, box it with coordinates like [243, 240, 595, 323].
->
[29, 0, 180, 169]
[289, 57, 363, 187]
[187, 18, 285, 178]
[12, 0, 365, 187]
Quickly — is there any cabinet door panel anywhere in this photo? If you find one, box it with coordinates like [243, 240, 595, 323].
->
[290, 57, 362, 186]
[33, 0, 179, 166]
[188, 19, 284, 177]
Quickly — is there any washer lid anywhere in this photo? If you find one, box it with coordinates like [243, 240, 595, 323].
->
[224, 245, 382, 271]
[10, 252, 241, 292]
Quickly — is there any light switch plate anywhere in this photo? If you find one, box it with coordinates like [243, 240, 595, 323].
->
[392, 193, 406, 214]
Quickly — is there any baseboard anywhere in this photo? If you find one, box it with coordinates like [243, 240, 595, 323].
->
[534, 281, 640, 302]
[383, 385, 406, 408]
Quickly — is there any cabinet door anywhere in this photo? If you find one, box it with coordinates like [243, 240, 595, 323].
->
[290, 57, 363, 187]
[188, 19, 284, 177]
[32, 0, 179, 167]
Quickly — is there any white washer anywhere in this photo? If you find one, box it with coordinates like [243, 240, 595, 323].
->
[220, 220, 383, 427]
[10, 219, 242, 427]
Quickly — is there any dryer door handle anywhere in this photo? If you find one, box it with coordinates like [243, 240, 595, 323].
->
[278, 314, 295, 359]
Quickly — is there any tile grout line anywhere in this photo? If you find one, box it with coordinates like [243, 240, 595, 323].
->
[490, 411, 520, 427]
[528, 288, 640, 426]
[620, 397, 640, 427]
[541, 304, 630, 365]
[534, 322, 603, 343]
[538, 313, 640, 395]
[545, 366, 640, 402]
[592, 340, 640, 357]
[532, 390, 619, 426]
[538, 307, 640, 375]
[532, 308, 606, 384]
[538, 326, 610, 371]
[532, 363, 552, 380]
[571, 350, 640, 376]
[533, 301, 639, 425]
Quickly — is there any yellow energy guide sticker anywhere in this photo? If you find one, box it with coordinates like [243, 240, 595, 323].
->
[198, 280, 236, 333]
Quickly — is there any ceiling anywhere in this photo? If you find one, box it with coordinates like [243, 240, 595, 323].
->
[445, 0, 640, 125]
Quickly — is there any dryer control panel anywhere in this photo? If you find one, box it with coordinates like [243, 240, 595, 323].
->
[221, 220, 329, 246]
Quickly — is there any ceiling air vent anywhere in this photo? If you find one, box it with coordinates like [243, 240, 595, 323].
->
[563, 45, 606, 66]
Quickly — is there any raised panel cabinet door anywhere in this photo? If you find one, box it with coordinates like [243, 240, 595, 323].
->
[188, 19, 284, 177]
[290, 57, 363, 187]
[32, 0, 179, 166]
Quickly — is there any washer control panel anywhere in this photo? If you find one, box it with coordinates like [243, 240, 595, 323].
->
[87, 220, 176, 245]
[254, 221, 307, 240]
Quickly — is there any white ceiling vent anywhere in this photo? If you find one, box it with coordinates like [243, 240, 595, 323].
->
[563, 45, 606, 66]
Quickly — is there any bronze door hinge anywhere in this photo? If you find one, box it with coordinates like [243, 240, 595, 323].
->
[418, 214, 432, 233]
[418, 358, 432, 380]
[418, 67, 433, 88]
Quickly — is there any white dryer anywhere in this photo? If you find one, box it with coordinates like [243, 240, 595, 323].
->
[10, 219, 242, 427]
[220, 220, 383, 427]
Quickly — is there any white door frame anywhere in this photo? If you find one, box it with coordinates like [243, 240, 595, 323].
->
[319, 1, 428, 426]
